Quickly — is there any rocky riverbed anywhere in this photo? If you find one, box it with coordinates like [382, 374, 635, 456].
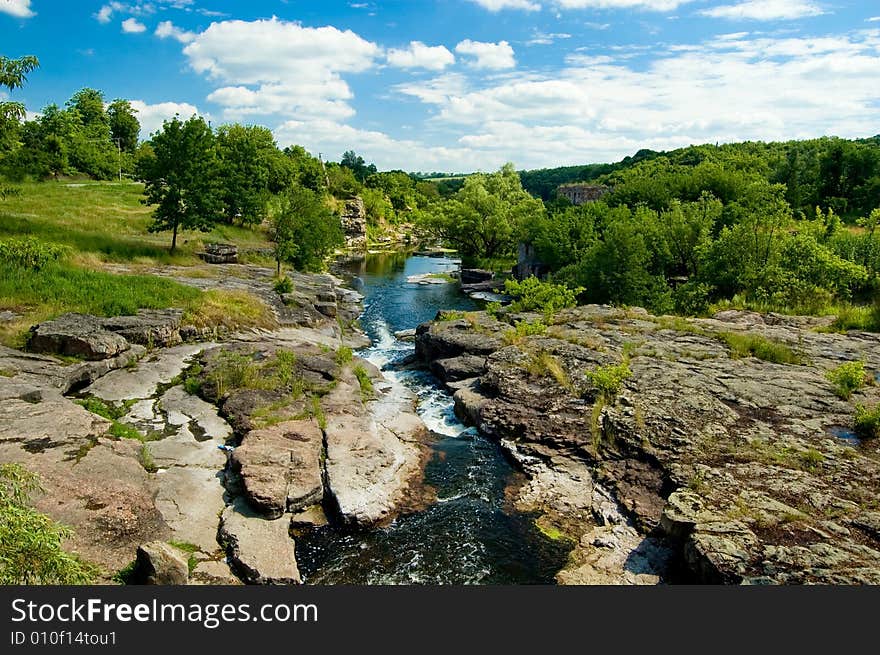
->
[415, 305, 880, 584]
[0, 264, 426, 585]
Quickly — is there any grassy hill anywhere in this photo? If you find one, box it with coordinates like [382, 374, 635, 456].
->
[0, 181, 276, 348]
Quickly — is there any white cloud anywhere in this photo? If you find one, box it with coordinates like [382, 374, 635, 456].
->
[122, 17, 147, 33]
[155, 20, 196, 43]
[552, 0, 694, 9]
[527, 31, 572, 45]
[182, 18, 380, 123]
[95, 1, 194, 24]
[129, 99, 201, 139]
[868, 17, 880, 23]
[388, 29, 880, 168]
[701, 0, 825, 20]
[467, 0, 541, 11]
[386, 42, 455, 70]
[0, 0, 35, 18]
[455, 40, 516, 69]
[95, 5, 113, 23]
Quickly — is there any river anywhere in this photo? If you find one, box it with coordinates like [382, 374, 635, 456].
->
[294, 253, 572, 584]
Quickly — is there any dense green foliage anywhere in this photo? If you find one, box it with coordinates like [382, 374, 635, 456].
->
[0, 463, 98, 584]
[271, 186, 343, 272]
[505, 277, 581, 315]
[854, 403, 880, 439]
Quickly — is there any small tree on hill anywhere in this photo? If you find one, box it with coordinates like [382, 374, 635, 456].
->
[142, 115, 222, 253]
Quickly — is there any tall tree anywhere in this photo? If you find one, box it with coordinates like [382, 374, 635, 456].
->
[107, 99, 140, 153]
[215, 124, 282, 225]
[142, 115, 222, 253]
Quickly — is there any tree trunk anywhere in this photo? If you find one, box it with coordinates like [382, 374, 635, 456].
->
[170, 220, 179, 254]
[276, 258, 282, 277]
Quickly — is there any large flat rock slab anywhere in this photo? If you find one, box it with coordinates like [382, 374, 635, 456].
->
[219, 498, 301, 585]
[323, 373, 425, 526]
[86, 344, 212, 402]
[230, 420, 324, 519]
[154, 467, 227, 553]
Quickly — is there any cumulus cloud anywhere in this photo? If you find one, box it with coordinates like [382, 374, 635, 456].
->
[455, 40, 516, 69]
[701, 0, 825, 20]
[0, 0, 35, 18]
[155, 20, 196, 43]
[122, 18, 147, 33]
[182, 18, 380, 123]
[129, 99, 201, 139]
[386, 42, 456, 70]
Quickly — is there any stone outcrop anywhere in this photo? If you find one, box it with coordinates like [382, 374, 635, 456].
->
[200, 243, 238, 264]
[340, 197, 367, 251]
[416, 304, 880, 584]
[135, 542, 190, 585]
[28, 310, 185, 360]
[28, 313, 130, 360]
[322, 365, 426, 525]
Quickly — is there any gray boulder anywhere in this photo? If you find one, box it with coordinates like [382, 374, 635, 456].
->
[135, 542, 189, 585]
[28, 313, 130, 360]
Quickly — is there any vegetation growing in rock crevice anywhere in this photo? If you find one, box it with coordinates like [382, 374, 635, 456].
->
[826, 361, 870, 400]
[854, 403, 880, 439]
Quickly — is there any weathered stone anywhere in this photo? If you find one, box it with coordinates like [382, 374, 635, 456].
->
[136, 542, 189, 585]
[190, 560, 242, 585]
[430, 354, 487, 384]
[101, 309, 183, 347]
[230, 420, 324, 519]
[289, 505, 329, 529]
[340, 197, 367, 250]
[28, 313, 130, 360]
[219, 498, 301, 585]
[459, 269, 494, 285]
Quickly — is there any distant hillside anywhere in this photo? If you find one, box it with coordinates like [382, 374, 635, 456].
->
[517, 136, 880, 219]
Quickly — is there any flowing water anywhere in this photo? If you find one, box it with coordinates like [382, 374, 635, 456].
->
[295, 253, 572, 584]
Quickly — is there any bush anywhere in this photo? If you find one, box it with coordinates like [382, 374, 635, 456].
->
[0, 237, 67, 270]
[273, 276, 293, 294]
[0, 463, 98, 584]
[504, 277, 582, 316]
[854, 403, 880, 439]
[826, 361, 869, 400]
[586, 361, 632, 400]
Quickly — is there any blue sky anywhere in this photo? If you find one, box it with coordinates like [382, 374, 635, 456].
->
[2, 0, 879, 171]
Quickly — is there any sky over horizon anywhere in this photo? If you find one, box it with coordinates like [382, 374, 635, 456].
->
[2, 0, 879, 172]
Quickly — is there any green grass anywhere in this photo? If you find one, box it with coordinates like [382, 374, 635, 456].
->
[0, 181, 271, 265]
[109, 421, 145, 441]
[138, 443, 158, 473]
[502, 319, 547, 346]
[717, 332, 803, 365]
[826, 361, 870, 400]
[335, 346, 354, 365]
[75, 397, 133, 421]
[524, 350, 572, 390]
[168, 541, 200, 574]
[437, 310, 466, 322]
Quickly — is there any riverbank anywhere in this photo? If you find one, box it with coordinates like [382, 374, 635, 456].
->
[414, 304, 880, 584]
[0, 261, 429, 584]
